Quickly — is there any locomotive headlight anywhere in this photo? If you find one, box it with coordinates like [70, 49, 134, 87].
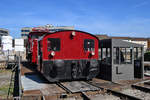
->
[51, 51, 55, 56]
[72, 31, 76, 36]
[91, 52, 95, 56]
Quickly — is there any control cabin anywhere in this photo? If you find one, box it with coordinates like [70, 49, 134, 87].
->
[99, 39, 144, 82]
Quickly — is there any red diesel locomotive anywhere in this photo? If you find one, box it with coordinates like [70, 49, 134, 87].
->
[26, 28, 49, 64]
[27, 30, 99, 82]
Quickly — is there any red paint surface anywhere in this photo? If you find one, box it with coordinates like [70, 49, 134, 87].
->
[41, 31, 99, 60]
[27, 31, 50, 64]
[32, 39, 38, 64]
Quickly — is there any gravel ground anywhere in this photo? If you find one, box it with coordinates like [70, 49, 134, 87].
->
[0, 70, 11, 86]
[121, 88, 150, 100]
[86, 93, 121, 100]
[0, 70, 12, 98]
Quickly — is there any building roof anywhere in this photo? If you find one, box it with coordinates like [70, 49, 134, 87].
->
[99, 39, 144, 48]
[96, 34, 109, 40]
[0, 28, 9, 31]
[96, 34, 150, 41]
[111, 36, 148, 41]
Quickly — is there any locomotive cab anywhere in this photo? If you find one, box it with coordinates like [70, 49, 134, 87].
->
[37, 30, 99, 82]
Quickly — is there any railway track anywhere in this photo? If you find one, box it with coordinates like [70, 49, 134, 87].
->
[20, 63, 150, 100]
[42, 81, 121, 100]
[132, 80, 150, 92]
[21, 76, 150, 100]
[120, 86, 150, 100]
[86, 81, 142, 100]
[42, 80, 150, 100]
[119, 80, 150, 100]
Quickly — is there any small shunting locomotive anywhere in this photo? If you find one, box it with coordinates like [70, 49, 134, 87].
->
[27, 30, 99, 82]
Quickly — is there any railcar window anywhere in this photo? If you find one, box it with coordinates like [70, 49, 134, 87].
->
[84, 39, 95, 51]
[47, 38, 60, 51]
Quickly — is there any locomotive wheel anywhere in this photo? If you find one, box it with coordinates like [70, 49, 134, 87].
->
[49, 66, 57, 78]
[71, 64, 78, 79]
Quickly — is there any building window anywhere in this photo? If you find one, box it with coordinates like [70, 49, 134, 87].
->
[0, 30, 8, 34]
[21, 34, 28, 37]
[21, 30, 30, 32]
[47, 38, 60, 51]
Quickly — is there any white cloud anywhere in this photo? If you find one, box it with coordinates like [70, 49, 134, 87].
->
[134, 1, 148, 8]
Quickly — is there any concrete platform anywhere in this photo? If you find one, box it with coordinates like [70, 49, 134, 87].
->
[21, 75, 46, 91]
[21, 62, 66, 97]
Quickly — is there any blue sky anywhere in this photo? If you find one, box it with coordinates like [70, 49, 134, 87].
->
[0, 0, 150, 38]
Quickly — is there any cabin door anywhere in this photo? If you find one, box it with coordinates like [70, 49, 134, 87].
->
[134, 47, 143, 78]
[113, 47, 134, 81]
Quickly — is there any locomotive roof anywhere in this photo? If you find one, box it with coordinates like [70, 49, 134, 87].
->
[38, 30, 99, 41]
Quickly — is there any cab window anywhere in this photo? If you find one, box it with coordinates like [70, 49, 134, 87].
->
[47, 38, 60, 51]
[84, 39, 95, 51]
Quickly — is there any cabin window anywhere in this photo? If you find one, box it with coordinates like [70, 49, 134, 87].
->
[113, 47, 119, 64]
[84, 39, 95, 51]
[47, 38, 60, 51]
[101, 48, 111, 64]
[134, 47, 142, 60]
[113, 47, 132, 64]
[120, 47, 132, 64]
[125, 48, 132, 64]
[98, 49, 101, 60]
[120, 48, 126, 64]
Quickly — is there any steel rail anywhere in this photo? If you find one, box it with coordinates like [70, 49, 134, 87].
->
[86, 81, 142, 100]
[132, 84, 150, 93]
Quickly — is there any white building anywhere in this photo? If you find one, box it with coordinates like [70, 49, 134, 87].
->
[21, 24, 74, 39]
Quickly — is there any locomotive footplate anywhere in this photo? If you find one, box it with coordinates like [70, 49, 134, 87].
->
[58, 81, 100, 93]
